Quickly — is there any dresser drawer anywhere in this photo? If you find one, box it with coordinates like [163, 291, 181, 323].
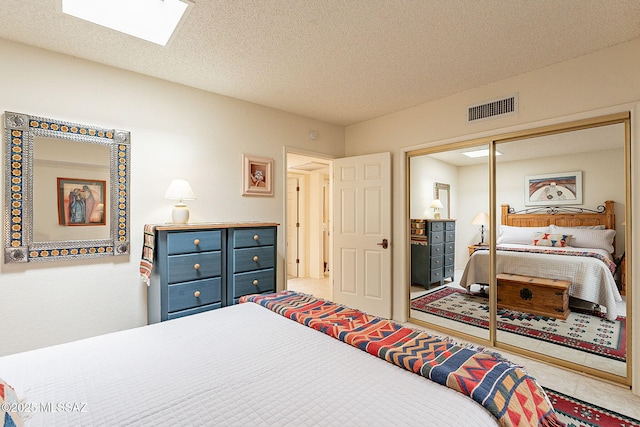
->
[167, 251, 222, 283]
[445, 230, 455, 242]
[231, 246, 275, 273]
[429, 222, 444, 232]
[167, 303, 222, 320]
[428, 231, 444, 244]
[429, 243, 443, 257]
[232, 228, 276, 248]
[429, 268, 443, 283]
[168, 277, 222, 312]
[444, 253, 454, 266]
[430, 256, 443, 270]
[167, 230, 222, 255]
[444, 241, 455, 254]
[444, 265, 454, 280]
[445, 221, 455, 231]
[230, 269, 275, 299]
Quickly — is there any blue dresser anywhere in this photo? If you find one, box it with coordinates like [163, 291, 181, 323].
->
[148, 223, 278, 323]
[410, 219, 455, 288]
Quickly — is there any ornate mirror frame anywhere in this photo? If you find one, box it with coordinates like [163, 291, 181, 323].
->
[4, 111, 130, 263]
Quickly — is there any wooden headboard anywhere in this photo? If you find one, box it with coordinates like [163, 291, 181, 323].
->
[501, 200, 615, 230]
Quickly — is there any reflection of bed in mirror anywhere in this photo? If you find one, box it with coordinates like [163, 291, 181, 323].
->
[460, 201, 622, 320]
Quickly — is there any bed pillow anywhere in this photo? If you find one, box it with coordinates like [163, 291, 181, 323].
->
[1, 378, 24, 427]
[497, 225, 551, 245]
[564, 224, 606, 230]
[550, 225, 616, 253]
[533, 232, 572, 247]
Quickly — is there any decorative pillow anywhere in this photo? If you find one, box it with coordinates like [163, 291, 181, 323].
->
[497, 225, 551, 245]
[1, 378, 24, 427]
[550, 225, 616, 253]
[533, 232, 572, 247]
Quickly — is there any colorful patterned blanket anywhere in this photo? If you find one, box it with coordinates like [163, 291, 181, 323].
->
[240, 291, 564, 427]
[475, 245, 616, 273]
[139, 224, 157, 285]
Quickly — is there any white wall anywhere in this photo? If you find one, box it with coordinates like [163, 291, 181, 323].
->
[409, 156, 458, 219]
[0, 39, 344, 356]
[345, 37, 640, 389]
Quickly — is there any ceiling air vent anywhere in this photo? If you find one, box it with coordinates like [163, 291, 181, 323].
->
[467, 94, 518, 123]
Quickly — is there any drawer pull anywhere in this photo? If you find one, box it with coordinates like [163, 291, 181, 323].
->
[193, 239, 200, 246]
[194, 263, 201, 270]
[253, 279, 259, 286]
[253, 256, 259, 262]
[194, 290, 201, 298]
[253, 234, 259, 241]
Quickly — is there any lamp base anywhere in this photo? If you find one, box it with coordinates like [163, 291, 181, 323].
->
[433, 212, 441, 219]
[171, 203, 190, 224]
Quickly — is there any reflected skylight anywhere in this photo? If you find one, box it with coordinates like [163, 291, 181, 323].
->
[462, 149, 502, 158]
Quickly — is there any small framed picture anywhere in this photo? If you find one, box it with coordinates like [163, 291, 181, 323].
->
[524, 171, 582, 206]
[242, 154, 274, 196]
[57, 178, 107, 226]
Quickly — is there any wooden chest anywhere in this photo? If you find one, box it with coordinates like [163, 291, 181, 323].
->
[496, 273, 571, 320]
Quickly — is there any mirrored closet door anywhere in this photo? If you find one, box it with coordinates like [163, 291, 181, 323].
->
[408, 113, 631, 385]
[408, 143, 491, 343]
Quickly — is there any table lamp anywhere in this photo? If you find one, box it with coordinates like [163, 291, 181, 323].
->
[430, 199, 444, 219]
[471, 211, 489, 244]
[164, 179, 196, 224]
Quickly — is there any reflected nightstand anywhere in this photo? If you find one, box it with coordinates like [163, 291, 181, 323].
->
[468, 243, 489, 256]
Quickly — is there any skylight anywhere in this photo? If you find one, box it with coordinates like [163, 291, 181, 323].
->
[462, 149, 502, 158]
[61, 0, 192, 46]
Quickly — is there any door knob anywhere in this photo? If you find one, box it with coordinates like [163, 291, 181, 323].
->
[377, 239, 389, 249]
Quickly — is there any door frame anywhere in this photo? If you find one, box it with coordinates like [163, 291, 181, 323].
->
[283, 147, 335, 288]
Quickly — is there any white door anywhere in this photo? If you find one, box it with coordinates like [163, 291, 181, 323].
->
[286, 176, 300, 278]
[332, 152, 392, 318]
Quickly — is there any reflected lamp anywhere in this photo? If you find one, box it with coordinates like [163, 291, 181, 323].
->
[429, 199, 444, 219]
[471, 211, 489, 245]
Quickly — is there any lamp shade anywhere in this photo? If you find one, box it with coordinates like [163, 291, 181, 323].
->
[429, 199, 444, 209]
[471, 211, 489, 225]
[164, 179, 196, 202]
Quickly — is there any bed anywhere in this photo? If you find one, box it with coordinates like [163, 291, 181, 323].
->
[460, 201, 622, 320]
[0, 292, 563, 427]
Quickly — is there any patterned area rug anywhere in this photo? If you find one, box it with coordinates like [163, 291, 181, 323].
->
[411, 287, 626, 362]
[544, 388, 640, 427]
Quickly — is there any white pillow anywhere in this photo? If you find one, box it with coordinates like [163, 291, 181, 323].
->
[550, 225, 616, 253]
[557, 224, 606, 230]
[497, 225, 550, 245]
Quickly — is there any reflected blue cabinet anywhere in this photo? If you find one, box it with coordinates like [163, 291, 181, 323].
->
[148, 223, 277, 323]
[410, 219, 455, 289]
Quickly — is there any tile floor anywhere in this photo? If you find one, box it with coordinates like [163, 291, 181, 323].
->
[287, 275, 640, 421]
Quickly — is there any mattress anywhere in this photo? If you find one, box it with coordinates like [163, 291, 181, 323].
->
[0, 302, 498, 426]
[460, 244, 622, 320]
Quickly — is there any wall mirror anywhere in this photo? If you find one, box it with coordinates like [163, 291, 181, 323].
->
[408, 112, 631, 385]
[4, 111, 130, 263]
[434, 182, 450, 219]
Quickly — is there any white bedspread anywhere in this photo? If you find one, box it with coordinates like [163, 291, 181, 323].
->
[460, 244, 622, 320]
[0, 302, 498, 426]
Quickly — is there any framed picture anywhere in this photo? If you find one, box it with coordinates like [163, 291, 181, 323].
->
[57, 178, 107, 226]
[524, 171, 582, 206]
[242, 154, 274, 196]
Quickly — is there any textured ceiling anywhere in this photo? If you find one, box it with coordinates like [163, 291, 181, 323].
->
[1, 1, 640, 126]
